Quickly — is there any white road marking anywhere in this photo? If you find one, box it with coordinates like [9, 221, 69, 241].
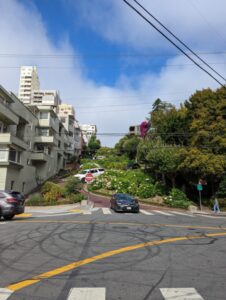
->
[0, 288, 13, 300]
[171, 211, 194, 217]
[67, 287, 106, 300]
[152, 210, 174, 216]
[0, 222, 8, 225]
[197, 214, 226, 219]
[82, 210, 92, 215]
[140, 209, 154, 215]
[160, 288, 204, 299]
[102, 208, 112, 215]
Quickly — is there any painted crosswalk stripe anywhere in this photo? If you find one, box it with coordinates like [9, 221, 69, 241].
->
[0, 288, 13, 300]
[160, 288, 204, 299]
[102, 208, 112, 215]
[67, 287, 106, 300]
[171, 211, 194, 217]
[152, 210, 174, 216]
[140, 209, 154, 215]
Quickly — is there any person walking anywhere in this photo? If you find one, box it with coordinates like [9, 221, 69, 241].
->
[213, 196, 220, 213]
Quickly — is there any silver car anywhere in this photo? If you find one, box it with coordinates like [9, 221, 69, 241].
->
[0, 191, 25, 220]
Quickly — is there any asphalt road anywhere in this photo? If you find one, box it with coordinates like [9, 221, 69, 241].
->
[1, 206, 226, 300]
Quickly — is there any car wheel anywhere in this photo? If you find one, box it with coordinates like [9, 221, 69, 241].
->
[3, 214, 15, 221]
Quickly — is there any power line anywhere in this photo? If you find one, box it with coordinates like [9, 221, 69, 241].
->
[2, 61, 226, 70]
[132, 0, 226, 83]
[0, 51, 225, 58]
[122, 0, 226, 89]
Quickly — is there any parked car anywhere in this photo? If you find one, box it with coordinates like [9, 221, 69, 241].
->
[74, 168, 105, 182]
[110, 193, 139, 213]
[126, 162, 140, 170]
[0, 191, 25, 220]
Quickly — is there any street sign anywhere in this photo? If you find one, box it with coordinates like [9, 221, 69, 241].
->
[85, 173, 94, 183]
[197, 184, 203, 191]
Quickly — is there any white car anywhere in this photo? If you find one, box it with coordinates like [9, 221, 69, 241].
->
[74, 168, 105, 182]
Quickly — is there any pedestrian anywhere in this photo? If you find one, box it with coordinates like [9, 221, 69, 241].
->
[213, 196, 220, 213]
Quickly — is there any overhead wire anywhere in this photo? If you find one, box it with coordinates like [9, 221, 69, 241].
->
[122, 0, 226, 89]
[132, 0, 226, 82]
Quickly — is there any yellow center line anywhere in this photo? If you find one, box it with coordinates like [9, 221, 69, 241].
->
[14, 219, 226, 231]
[6, 232, 226, 292]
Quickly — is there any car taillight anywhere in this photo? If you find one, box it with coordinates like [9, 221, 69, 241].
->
[6, 197, 17, 203]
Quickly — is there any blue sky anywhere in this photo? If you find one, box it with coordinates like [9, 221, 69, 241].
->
[1, 0, 226, 146]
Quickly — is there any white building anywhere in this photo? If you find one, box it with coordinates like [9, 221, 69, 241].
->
[58, 104, 82, 158]
[80, 124, 97, 145]
[31, 90, 61, 107]
[18, 66, 40, 104]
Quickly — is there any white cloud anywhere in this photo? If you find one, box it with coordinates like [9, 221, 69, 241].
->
[0, 0, 226, 147]
[75, 0, 226, 52]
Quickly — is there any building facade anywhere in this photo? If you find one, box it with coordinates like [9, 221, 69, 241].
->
[79, 124, 97, 145]
[31, 90, 61, 106]
[0, 85, 81, 194]
[18, 66, 40, 104]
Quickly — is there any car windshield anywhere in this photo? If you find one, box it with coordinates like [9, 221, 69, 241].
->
[115, 194, 135, 204]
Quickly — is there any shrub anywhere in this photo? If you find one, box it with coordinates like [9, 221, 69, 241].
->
[26, 194, 45, 206]
[69, 193, 86, 203]
[136, 183, 156, 198]
[42, 181, 63, 203]
[63, 177, 81, 196]
[164, 188, 191, 209]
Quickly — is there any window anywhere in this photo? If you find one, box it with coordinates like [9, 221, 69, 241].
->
[39, 128, 49, 136]
[40, 112, 48, 119]
[10, 181, 14, 190]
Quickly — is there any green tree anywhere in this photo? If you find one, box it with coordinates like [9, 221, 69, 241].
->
[87, 135, 101, 155]
[123, 136, 140, 160]
[185, 88, 226, 153]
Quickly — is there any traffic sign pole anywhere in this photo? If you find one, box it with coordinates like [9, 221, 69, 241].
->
[197, 184, 203, 211]
[199, 190, 202, 211]
[84, 173, 94, 207]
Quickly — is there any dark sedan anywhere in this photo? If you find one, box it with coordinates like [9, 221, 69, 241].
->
[110, 193, 139, 213]
[0, 191, 25, 220]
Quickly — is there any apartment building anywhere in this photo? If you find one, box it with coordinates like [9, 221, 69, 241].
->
[18, 66, 40, 104]
[129, 125, 141, 136]
[31, 90, 61, 106]
[0, 85, 80, 194]
[80, 124, 97, 145]
[58, 104, 82, 158]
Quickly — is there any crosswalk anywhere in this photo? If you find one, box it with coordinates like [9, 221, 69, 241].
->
[81, 207, 194, 218]
[0, 287, 205, 300]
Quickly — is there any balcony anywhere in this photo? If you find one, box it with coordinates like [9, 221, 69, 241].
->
[39, 118, 59, 132]
[0, 133, 27, 149]
[34, 135, 57, 146]
[30, 152, 48, 162]
[0, 149, 23, 168]
[0, 101, 19, 125]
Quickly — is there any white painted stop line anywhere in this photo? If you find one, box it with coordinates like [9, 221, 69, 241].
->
[67, 288, 106, 300]
[102, 208, 112, 215]
[160, 288, 204, 299]
[140, 209, 154, 215]
[0, 288, 13, 300]
[152, 210, 174, 216]
[82, 210, 92, 215]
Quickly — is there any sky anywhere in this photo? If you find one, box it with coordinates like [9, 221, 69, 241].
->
[0, 0, 226, 146]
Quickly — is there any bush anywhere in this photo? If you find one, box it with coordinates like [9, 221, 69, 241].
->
[41, 181, 63, 203]
[63, 177, 81, 196]
[26, 194, 45, 206]
[68, 193, 86, 203]
[164, 188, 191, 209]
